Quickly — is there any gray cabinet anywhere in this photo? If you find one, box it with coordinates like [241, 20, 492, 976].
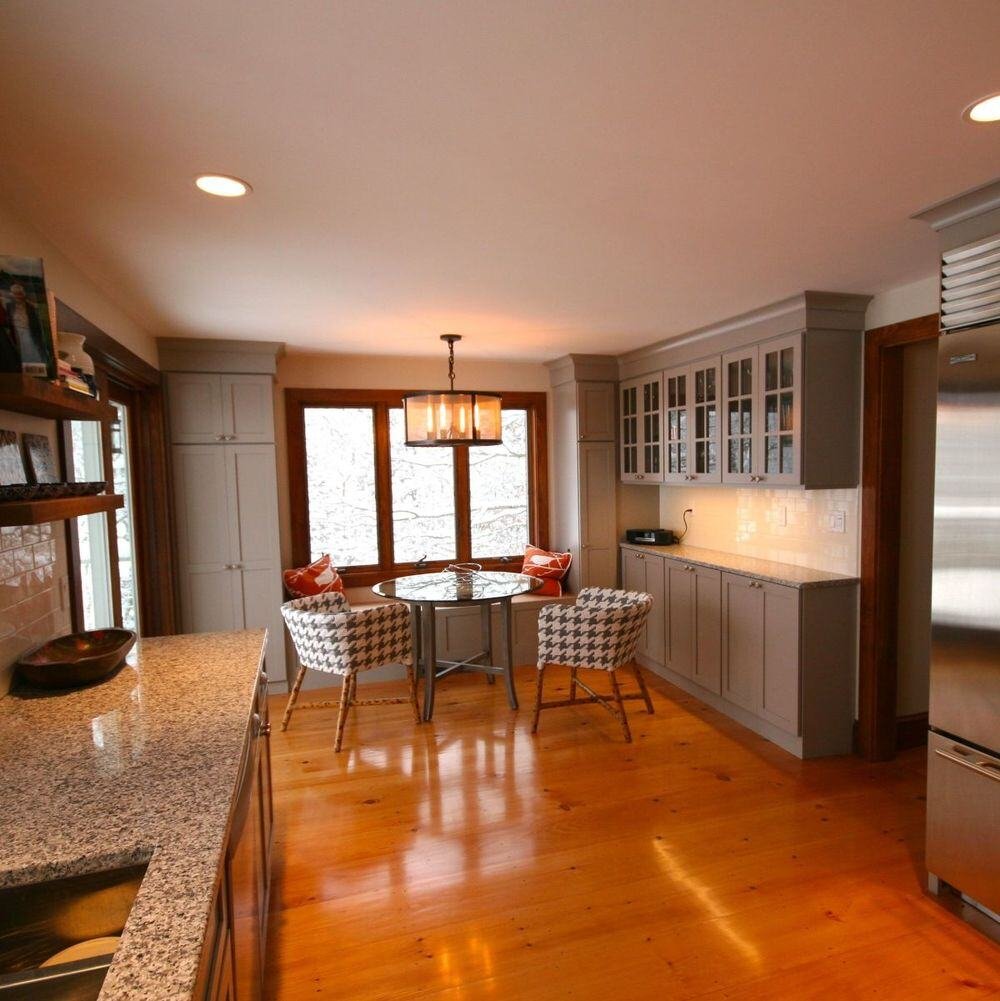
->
[620, 374, 663, 483]
[666, 559, 721, 692]
[579, 442, 619, 588]
[172, 444, 285, 679]
[622, 544, 856, 758]
[167, 373, 275, 444]
[662, 359, 722, 485]
[721, 573, 800, 735]
[622, 548, 665, 664]
[577, 382, 616, 441]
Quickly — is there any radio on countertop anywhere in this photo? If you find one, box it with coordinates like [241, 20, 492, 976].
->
[625, 528, 676, 546]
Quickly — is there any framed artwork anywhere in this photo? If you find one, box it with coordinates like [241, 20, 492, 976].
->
[0, 256, 58, 379]
[22, 432, 59, 484]
[0, 430, 27, 485]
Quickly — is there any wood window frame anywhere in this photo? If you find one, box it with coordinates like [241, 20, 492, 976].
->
[55, 300, 177, 636]
[857, 312, 938, 762]
[286, 388, 549, 587]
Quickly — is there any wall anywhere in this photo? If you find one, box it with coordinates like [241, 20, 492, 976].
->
[0, 201, 157, 367]
[658, 485, 858, 575]
[0, 199, 156, 695]
[273, 351, 552, 572]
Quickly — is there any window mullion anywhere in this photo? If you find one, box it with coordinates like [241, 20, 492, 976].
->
[454, 446, 471, 562]
[374, 403, 395, 570]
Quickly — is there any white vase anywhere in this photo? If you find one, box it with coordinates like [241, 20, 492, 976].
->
[58, 332, 95, 376]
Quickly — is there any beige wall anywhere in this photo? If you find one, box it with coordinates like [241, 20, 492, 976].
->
[0, 200, 157, 367]
[273, 351, 552, 570]
[0, 198, 155, 695]
[658, 485, 859, 576]
[0, 413, 72, 696]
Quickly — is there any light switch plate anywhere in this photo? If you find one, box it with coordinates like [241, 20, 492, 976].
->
[828, 510, 846, 533]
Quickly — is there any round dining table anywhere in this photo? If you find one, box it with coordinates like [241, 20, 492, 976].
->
[373, 570, 542, 721]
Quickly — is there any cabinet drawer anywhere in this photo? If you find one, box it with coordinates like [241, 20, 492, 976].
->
[926, 732, 1000, 914]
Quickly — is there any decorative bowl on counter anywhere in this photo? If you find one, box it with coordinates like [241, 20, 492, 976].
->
[16, 629, 136, 690]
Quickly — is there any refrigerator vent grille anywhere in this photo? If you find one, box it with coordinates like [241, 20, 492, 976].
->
[941, 232, 1000, 330]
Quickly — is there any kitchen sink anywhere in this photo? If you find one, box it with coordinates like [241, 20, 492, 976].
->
[0, 862, 147, 1000]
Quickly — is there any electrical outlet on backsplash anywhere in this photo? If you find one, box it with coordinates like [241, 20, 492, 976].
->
[659, 485, 859, 576]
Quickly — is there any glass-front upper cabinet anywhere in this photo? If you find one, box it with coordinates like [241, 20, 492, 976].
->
[759, 334, 801, 485]
[620, 374, 663, 483]
[722, 347, 757, 484]
[690, 358, 721, 483]
[663, 367, 688, 483]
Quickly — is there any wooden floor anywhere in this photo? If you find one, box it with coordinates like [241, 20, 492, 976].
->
[263, 667, 998, 1000]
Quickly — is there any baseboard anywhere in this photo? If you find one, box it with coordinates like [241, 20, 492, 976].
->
[896, 712, 929, 751]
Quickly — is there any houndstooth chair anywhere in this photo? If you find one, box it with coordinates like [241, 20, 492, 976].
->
[532, 587, 654, 743]
[281, 592, 420, 752]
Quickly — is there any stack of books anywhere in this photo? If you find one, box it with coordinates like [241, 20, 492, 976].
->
[56, 358, 96, 397]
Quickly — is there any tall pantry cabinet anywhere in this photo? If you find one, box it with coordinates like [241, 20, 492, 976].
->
[160, 339, 286, 683]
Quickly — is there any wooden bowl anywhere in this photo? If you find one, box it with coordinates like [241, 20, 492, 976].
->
[17, 629, 136, 690]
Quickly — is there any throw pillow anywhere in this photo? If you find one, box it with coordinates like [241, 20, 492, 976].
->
[283, 554, 345, 597]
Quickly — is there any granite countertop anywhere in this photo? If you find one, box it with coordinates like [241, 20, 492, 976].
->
[620, 542, 858, 589]
[0, 629, 267, 1001]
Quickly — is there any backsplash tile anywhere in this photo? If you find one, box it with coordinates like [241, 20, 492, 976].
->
[659, 485, 859, 576]
[0, 520, 71, 697]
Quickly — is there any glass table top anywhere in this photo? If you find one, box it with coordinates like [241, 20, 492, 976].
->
[373, 570, 542, 604]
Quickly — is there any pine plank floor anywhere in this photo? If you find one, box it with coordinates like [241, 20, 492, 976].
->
[263, 667, 999, 1000]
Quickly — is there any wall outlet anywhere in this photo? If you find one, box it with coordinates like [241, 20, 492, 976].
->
[828, 510, 846, 533]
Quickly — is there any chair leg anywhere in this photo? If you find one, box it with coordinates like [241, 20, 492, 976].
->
[609, 670, 632, 743]
[281, 665, 307, 732]
[569, 666, 579, 703]
[531, 665, 546, 734]
[629, 660, 654, 714]
[406, 660, 421, 724]
[333, 674, 353, 753]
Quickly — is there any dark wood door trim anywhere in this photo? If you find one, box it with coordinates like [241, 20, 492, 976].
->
[857, 312, 938, 761]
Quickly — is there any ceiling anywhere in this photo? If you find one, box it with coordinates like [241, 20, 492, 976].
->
[1, 1, 998, 360]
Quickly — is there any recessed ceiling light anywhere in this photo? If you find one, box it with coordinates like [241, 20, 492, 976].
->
[964, 93, 1000, 123]
[195, 174, 252, 197]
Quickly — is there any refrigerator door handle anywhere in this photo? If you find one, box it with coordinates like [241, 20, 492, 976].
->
[934, 747, 1000, 782]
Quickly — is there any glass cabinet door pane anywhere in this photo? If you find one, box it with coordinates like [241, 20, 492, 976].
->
[780, 393, 793, 431]
[766, 436, 779, 473]
[781, 348, 794, 388]
[766, 394, 778, 432]
[781, 435, 794, 472]
[765, 351, 778, 392]
[706, 368, 716, 401]
[740, 358, 753, 394]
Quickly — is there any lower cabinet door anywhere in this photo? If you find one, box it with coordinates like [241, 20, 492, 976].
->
[642, 555, 666, 666]
[721, 573, 763, 712]
[692, 567, 722, 694]
[759, 582, 800, 734]
[666, 562, 694, 679]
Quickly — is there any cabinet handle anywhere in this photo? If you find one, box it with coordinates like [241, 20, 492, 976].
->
[215, 434, 226, 441]
[260, 670, 268, 684]
[934, 747, 1000, 782]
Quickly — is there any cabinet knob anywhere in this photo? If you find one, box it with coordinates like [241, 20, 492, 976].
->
[260, 670, 268, 684]
[261, 720, 272, 737]
[215, 434, 225, 441]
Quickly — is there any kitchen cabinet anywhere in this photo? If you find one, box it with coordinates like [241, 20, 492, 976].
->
[173, 444, 286, 679]
[620, 374, 663, 483]
[577, 382, 616, 441]
[167, 373, 275, 444]
[621, 548, 665, 664]
[578, 442, 618, 588]
[665, 559, 721, 692]
[195, 669, 273, 1001]
[548, 357, 622, 591]
[661, 359, 722, 485]
[620, 543, 857, 758]
[721, 573, 799, 734]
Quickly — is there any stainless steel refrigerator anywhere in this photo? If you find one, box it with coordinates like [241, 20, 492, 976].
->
[927, 318, 1000, 919]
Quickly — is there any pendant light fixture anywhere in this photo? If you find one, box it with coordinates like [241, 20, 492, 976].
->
[403, 335, 503, 446]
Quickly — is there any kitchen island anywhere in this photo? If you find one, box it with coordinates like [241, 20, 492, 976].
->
[0, 629, 271, 1000]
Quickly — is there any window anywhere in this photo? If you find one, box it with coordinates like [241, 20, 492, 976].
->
[287, 389, 547, 585]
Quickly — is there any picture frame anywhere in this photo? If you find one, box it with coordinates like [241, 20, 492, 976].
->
[0, 429, 28, 485]
[0, 255, 58, 379]
[22, 432, 59, 484]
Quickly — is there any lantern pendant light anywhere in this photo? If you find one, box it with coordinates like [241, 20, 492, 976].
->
[403, 335, 503, 446]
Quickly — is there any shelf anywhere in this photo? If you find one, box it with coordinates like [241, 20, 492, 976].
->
[0, 374, 115, 422]
[0, 493, 124, 527]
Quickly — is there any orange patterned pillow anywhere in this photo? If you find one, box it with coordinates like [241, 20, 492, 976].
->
[521, 545, 572, 595]
[283, 554, 345, 597]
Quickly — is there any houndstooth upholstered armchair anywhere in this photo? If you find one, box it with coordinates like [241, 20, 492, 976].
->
[281, 592, 420, 752]
[532, 587, 654, 743]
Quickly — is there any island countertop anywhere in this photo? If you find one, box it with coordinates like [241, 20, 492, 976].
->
[620, 542, 858, 589]
[0, 629, 267, 1001]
